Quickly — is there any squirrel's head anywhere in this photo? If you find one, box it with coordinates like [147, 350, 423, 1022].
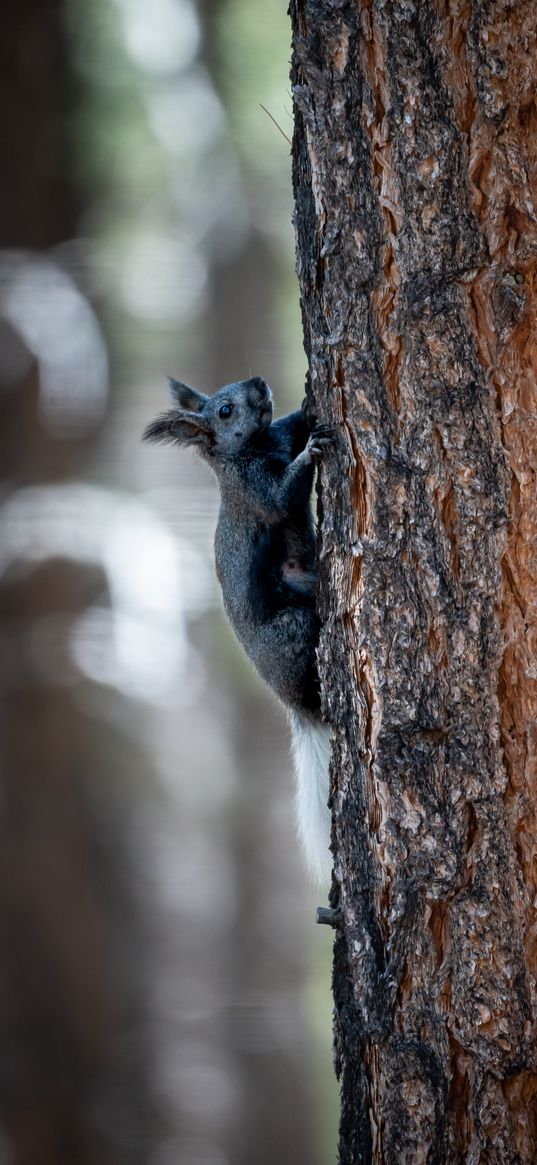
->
[143, 376, 273, 458]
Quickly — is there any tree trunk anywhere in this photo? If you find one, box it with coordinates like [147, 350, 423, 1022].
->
[290, 1, 537, 1161]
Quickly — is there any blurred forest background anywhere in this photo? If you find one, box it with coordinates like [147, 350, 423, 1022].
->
[0, 1, 337, 1163]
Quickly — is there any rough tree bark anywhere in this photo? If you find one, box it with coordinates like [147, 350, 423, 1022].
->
[290, 2, 537, 1161]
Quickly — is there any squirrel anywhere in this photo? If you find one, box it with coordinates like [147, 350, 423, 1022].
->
[144, 375, 333, 884]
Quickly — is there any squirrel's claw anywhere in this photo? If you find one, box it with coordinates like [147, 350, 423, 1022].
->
[307, 425, 337, 460]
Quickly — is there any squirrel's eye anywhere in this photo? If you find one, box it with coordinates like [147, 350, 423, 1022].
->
[218, 403, 233, 419]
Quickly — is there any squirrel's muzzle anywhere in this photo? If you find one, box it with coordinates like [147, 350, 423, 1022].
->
[246, 376, 271, 406]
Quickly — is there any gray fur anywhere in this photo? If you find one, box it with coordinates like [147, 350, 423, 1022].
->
[144, 376, 333, 882]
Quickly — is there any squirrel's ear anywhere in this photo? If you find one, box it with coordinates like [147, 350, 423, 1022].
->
[143, 410, 212, 450]
[168, 378, 208, 413]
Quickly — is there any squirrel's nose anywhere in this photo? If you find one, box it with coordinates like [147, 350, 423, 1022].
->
[249, 376, 270, 401]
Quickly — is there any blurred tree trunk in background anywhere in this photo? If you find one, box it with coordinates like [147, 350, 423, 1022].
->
[1, 0, 79, 251]
[0, 4, 161, 1162]
[290, 1, 537, 1161]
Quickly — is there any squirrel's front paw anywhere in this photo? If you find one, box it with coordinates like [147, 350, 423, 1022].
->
[306, 424, 337, 460]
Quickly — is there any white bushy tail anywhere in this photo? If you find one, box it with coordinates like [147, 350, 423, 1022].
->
[289, 712, 332, 886]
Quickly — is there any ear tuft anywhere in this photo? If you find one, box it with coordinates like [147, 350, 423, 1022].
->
[168, 377, 208, 413]
[143, 412, 178, 445]
[143, 409, 213, 451]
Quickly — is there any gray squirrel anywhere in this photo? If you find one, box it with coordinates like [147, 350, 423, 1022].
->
[144, 375, 333, 884]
